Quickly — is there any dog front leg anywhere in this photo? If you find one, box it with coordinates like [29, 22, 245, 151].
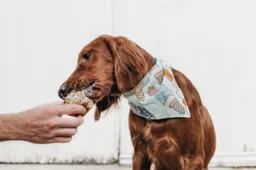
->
[132, 150, 151, 170]
[130, 134, 151, 170]
[129, 112, 151, 170]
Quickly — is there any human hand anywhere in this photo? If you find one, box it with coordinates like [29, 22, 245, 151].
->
[15, 101, 85, 144]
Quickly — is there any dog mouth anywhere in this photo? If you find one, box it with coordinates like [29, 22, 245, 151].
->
[63, 81, 95, 114]
[59, 80, 97, 101]
[61, 79, 109, 103]
[76, 80, 96, 97]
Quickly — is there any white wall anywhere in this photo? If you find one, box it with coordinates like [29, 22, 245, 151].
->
[1, 0, 256, 167]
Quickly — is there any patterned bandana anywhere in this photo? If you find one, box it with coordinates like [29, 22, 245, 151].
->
[123, 58, 191, 120]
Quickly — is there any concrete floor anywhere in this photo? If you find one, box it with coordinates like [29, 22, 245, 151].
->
[0, 165, 255, 170]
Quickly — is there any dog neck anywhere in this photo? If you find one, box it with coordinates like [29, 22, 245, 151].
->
[123, 59, 191, 120]
[125, 52, 155, 93]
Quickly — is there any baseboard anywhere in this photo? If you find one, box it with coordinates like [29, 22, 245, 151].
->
[119, 154, 132, 166]
[119, 152, 256, 167]
[210, 152, 256, 167]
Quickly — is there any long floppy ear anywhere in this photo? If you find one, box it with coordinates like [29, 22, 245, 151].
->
[94, 94, 120, 120]
[93, 35, 123, 121]
[106, 36, 150, 92]
[93, 35, 153, 121]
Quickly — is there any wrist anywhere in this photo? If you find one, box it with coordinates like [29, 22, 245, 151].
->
[0, 112, 27, 141]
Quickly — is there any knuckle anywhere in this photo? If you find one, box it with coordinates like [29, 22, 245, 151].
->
[46, 121, 56, 129]
[45, 107, 55, 115]
[75, 106, 83, 113]
[71, 105, 83, 113]
[48, 132, 55, 138]
[70, 106, 78, 113]
[65, 105, 76, 114]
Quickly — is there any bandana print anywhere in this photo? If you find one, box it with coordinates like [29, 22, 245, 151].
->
[124, 58, 191, 120]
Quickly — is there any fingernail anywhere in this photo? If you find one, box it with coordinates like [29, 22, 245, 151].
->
[83, 107, 87, 114]
[79, 116, 84, 124]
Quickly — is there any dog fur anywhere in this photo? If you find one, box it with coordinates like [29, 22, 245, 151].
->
[59, 35, 216, 170]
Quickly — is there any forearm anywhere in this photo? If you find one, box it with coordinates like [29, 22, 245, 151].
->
[0, 113, 25, 141]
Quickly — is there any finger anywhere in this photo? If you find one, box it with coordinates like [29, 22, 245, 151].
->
[48, 137, 72, 143]
[57, 104, 86, 116]
[46, 101, 65, 106]
[68, 111, 87, 117]
[53, 128, 77, 137]
[68, 114, 80, 117]
[56, 116, 84, 128]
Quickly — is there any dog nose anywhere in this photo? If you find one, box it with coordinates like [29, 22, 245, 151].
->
[58, 83, 71, 99]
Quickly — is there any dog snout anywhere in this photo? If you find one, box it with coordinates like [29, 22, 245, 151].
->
[58, 83, 71, 99]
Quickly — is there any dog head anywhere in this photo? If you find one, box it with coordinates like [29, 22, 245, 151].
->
[58, 35, 154, 120]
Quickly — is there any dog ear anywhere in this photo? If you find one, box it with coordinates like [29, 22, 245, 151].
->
[106, 36, 149, 93]
[94, 94, 120, 121]
[94, 35, 152, 121]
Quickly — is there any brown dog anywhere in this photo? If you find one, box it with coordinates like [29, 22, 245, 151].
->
[58, 35, 216, 170]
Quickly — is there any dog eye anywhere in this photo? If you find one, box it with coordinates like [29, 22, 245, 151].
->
[82, 52, 90, 60]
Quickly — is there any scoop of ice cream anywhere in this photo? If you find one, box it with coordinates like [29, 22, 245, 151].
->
[64, 90, 94, 115]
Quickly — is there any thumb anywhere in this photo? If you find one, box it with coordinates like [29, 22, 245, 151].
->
[57, 104, 86, 116]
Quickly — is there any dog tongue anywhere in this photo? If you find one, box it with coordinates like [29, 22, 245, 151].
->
[83, 82, 95, 97]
